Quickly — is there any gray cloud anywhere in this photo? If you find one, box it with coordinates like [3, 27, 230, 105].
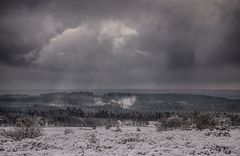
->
[0, 0, 240, 89]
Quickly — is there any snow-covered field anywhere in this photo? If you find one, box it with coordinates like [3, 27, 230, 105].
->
[0, 126, 240, 156]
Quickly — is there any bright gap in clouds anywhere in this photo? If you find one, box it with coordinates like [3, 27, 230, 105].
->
[34, 19, 141, 70]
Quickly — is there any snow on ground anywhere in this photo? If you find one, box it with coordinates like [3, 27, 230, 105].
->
[0, 126, 240, 156]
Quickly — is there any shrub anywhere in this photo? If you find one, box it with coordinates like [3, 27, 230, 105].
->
[205, 130, 231, 137]
[105, 124, 111, 130]
[64, 129, 74, 135]
[1, 117, 43, 141]
[115, 126, 122, 132]
[214, 115, 232, 130]
[192, 113, 218, 130]
[88, 133, 99, 144]
[155, 121, 162, 132]
[155, 113, 233, 131]
[161, 116, 183, 129]
[136, 127, 141, 132]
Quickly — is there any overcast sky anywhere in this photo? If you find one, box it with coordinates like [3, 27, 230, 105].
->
[0, 0, 240, 89]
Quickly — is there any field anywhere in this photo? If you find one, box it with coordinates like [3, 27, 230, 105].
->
[1, 125, 240, 156]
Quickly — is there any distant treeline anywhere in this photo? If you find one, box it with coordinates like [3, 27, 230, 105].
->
[0, 92, 240, 126]
[0, 106, 240, 127]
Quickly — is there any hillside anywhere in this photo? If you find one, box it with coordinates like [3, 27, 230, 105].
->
[0, 92, 239, 113]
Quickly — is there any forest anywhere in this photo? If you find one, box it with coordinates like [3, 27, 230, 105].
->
[0, 92, 239, 126]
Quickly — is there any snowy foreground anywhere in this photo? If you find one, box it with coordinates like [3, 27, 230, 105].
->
[0, 126, 240, 156]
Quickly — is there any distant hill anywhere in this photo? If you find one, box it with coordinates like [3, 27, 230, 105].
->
[0, 92, 239, 113]
[1, 89, 240, 99]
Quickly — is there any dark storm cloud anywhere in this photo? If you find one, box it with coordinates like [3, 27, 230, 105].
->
[0, 0, 240, 89]
[0, 0, 47, 13]
[0, 0, 57, 65]
[215, 8, 240, 66]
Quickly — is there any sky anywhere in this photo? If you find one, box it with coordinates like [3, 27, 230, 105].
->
[0, 0, 240, 90]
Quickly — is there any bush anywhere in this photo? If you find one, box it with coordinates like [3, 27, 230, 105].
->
[1, 117, 43, 141]
[205, 130, 231, 137]
[64, 129, 74, 135]
[136, 127, 141, 132]
[214, 115, 232, 130]
[155, 121, 162, 132]
[115, 126, 122, 132]
[161, 116, 183, 130]
[155, 113, 233, 131]
[193, 113, 219, 130]
[105, 124, 111, 130]
[88, 133, 99, 144]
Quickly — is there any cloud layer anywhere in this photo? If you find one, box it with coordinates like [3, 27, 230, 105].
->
[0, 0, 240, 89]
